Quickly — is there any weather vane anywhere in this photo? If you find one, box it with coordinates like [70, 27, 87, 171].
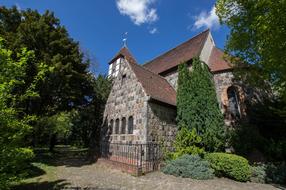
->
[123, 32, 128, 47]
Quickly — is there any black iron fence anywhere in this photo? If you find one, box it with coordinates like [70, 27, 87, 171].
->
[100, 142, 168, 175]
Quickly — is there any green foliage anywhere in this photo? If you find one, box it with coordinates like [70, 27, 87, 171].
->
[216, 0, 286, 116]
[264, 140, 286, 162]
[251, 163, 286, 184]
[69, 75, 112, 148]
[265, 162, 286, 184]
[229, 123, 286, 161]
[34, 111, 74, 150]
[170, 126, 205, 160]
[230, 124, 267, 157]
[0, 6, 94, 115]
[176, 62, 192, 127]
[251, 164, 267, 183]
[0, 40, 43, 189]
[205, 152, 251, 182]
[162, 154, 214, 180]
[0, 6, 94, 142]
[176, 58, 225, 152]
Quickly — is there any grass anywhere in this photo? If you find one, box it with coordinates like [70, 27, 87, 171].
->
[25, 162, 57, 183]
[12, 162, 57, 189]
[11, 145, 88, 190]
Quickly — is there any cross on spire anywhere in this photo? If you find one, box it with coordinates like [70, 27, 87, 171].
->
[123, 32, 128, 47]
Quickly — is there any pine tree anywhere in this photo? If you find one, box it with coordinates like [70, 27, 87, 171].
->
[176, 58, 225, 151]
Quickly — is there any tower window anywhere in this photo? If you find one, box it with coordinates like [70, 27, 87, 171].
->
[121, 117, 126, 134]
[115, 118, 120, 134]
[110, 119, 114, 134]
[128, 116, 134, 134]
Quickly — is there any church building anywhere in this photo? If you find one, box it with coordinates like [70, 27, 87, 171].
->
[102, 29, 244, 145]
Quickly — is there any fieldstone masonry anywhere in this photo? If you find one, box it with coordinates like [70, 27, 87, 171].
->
[164, 71, 179, 90]
[147, 102, 177, 145]
[103, 59, 148, 143]
[103, 57, 177, 144]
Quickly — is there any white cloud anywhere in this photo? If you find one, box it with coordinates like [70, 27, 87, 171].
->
[194, 6, 220, 30]
[116, 0, 158, 25]
[149, 27, 158, 34]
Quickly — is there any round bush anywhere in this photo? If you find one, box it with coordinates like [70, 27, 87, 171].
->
[205, 153, 251, 182]
[161, 154, 214, 180]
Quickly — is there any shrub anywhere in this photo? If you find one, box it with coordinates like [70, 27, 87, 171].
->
[169, 126, 205, 160]
[251, 164, 267, 183]
[162, 154, 214, 180]
[265, 162, 286, 184]
[265, 140, 286, 161]
[251, 162, 286, 184]
[230, 124, 267, 157]
[205, 153, 251, 182]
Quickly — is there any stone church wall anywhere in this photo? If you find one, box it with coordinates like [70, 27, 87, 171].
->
[213, 71, 248, 124]
[146, 102, 177, 146]
[103, 59, 149, 143]
[164, 70, 179, 90]
[213, 71, 235, 109]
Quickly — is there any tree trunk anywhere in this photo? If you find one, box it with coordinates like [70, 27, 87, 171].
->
[49, 133, 57, 152]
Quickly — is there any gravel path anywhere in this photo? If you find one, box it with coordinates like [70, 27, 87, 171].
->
[56, 161, 282, 190]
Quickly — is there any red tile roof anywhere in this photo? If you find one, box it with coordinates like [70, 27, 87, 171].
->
[115, 47, 177, 106]
[209, 47, 232, 72]
[143, 29, 210, 74]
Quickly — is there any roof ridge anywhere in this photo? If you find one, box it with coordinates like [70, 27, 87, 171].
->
[143, 29, 210, 66]
[119, 47, 175, 87]
[135, 63, 175, 86]
[126, 57, 176, 106]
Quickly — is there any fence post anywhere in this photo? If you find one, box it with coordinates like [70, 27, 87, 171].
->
[136, 144, 143, 176]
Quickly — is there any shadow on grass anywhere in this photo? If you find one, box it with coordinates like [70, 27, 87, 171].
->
[12, 179, 69, 190]
[24, 163, 47, 179]
[33, 145, 97, 168]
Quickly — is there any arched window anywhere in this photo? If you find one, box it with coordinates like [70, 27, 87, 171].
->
[121, 117, 126, 134]
[110, 119, 114, 134]
[128, 116, 134, 134]
[115, 119, 120, 134]
[227, 86, 241, 118]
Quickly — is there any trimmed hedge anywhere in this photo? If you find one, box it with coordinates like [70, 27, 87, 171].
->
[205, 153, 251, 182]
[162, 154, 214, 180]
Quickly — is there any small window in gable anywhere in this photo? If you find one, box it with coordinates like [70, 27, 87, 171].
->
[108, 63, 113, 77]
[113, 58, 121, 77]
[121, 74, 127, 84]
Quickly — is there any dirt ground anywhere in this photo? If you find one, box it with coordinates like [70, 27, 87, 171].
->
[13, 146, 285, 190]
[55, 161, 283, 190]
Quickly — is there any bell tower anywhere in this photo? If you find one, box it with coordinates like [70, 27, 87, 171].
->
[108, 32, 128, 78]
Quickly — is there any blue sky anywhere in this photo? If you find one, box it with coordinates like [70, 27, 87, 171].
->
[1, 0, 229, 75]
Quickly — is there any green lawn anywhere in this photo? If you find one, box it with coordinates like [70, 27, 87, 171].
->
[11, 145, 88, 190]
